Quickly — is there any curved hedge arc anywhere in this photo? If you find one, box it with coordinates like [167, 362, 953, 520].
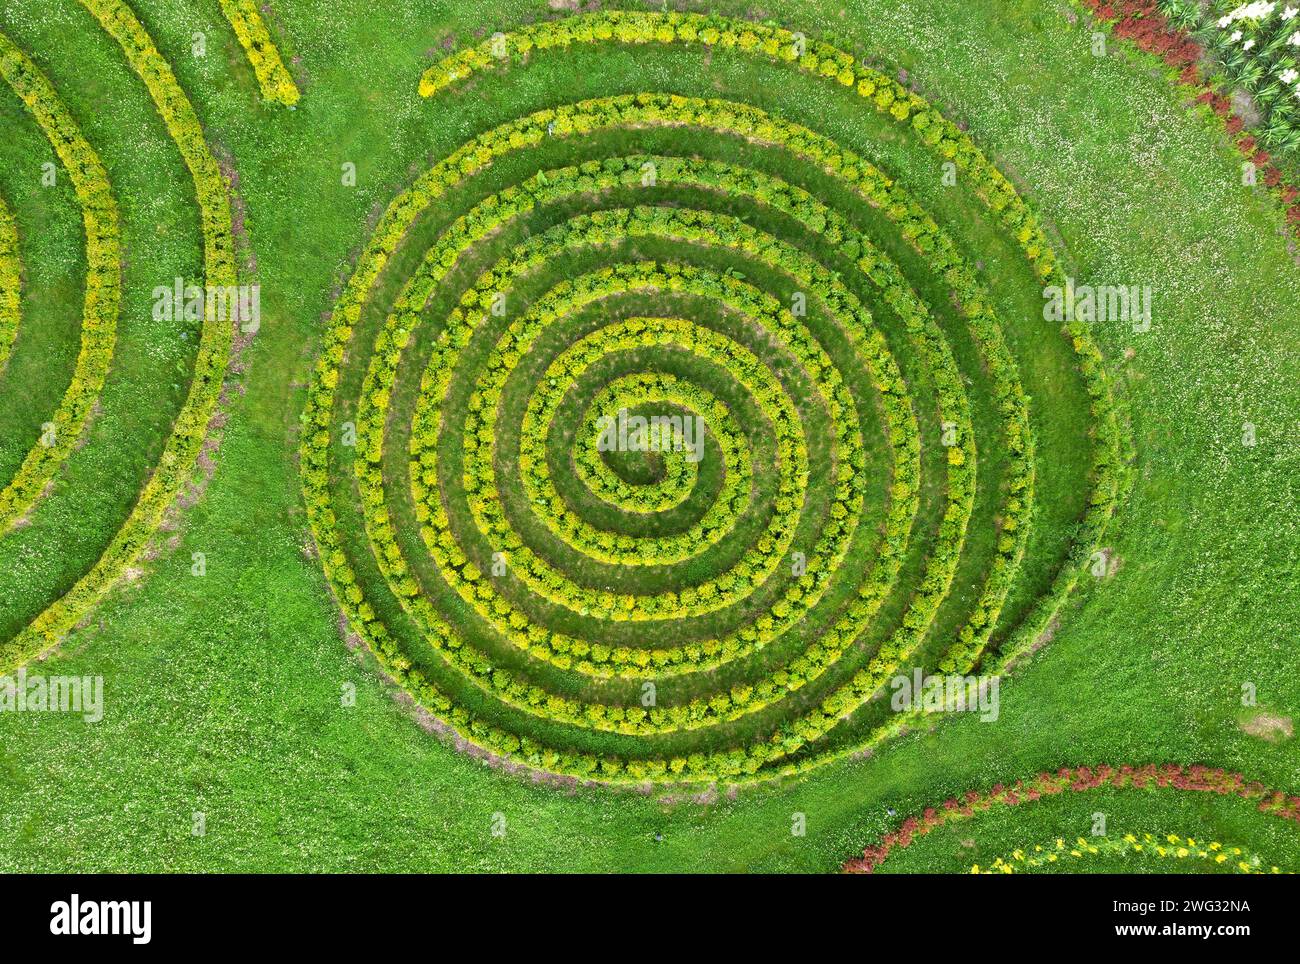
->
[972, 833, 1288, 874]
[844, 764, 1300, 873]
[0, 30, 121, 537]
[302, 13, 1124, 783]
[0, 194, 19, 375]
[0, 0, 237, 669]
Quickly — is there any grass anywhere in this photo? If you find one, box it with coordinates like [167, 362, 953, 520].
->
[0, 0, 1295, 871]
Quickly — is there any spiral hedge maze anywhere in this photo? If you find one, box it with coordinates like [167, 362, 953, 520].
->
[0, 0, 236, 668]
[298, 10, 1128, 786]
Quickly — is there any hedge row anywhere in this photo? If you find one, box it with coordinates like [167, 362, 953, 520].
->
[417, 11, 1057, 279]
[301, 109, 1024, 774]
[973, 832, 1284, 874]
[1, 0, 236, 666]
[0, 30, 121, 538]
[0, 194, 19, 375]
[217, 0, 300, 106]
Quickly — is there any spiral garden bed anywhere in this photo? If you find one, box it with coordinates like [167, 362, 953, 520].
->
[297, 11, 1127, 786]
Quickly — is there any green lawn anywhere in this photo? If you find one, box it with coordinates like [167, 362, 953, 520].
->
[0, 0, 1295, 872]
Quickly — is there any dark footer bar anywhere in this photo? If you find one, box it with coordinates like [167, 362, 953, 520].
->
[0, 872, 1286, 947]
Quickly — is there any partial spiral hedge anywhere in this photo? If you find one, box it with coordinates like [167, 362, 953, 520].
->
[0, 0, 236, 668]
[845, 764, 1300, 873]
[301, 11, 1127, 784]
[0, 29, 121, 537]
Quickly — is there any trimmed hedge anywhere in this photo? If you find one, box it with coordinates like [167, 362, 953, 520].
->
[0, 194, 19, 375]
[217, 0, 300, 106]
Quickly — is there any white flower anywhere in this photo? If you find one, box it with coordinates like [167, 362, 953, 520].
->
[1282, 68, 1300, 83]
[1232, 30, 1244, 41]
[1219, 15, 1234, 27]
[1292, 31, 1300, 44]
[1285, 6, 1299, 20]
[1244, 38, 1257, 49]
